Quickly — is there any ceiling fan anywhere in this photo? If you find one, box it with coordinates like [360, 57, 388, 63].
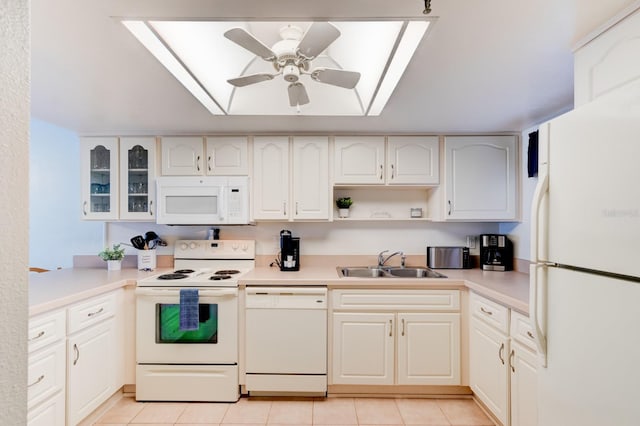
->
[224, 22, 361, 107]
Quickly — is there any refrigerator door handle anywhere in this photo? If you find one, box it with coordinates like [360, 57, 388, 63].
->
[530, 169, 549, 263]
[530, 263, 548, 368]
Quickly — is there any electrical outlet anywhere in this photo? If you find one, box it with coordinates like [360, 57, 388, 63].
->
[466, 235, 478, 249]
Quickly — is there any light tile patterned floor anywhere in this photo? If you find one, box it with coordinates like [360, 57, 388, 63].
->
[93, 396, 495, 425]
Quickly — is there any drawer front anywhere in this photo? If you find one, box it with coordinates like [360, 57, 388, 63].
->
[29, 310, 66, 354]
[510, 310, 537, 351]
[332, 289, 460, 311]
[470, 292, 509, 334]
[27, 340, 66, 409]
[68, 292, 117, 334]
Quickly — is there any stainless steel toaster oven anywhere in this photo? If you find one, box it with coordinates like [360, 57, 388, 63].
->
[427, 246, 471, 269]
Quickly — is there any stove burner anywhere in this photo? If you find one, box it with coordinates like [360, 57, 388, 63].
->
[214, 269, 240, 275]
[174, 269, 195, 274]
[157, 273, 189, 280]
[209, 275, 232, 281]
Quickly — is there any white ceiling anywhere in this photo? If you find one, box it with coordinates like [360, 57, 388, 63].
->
[30, 0, 636, 135]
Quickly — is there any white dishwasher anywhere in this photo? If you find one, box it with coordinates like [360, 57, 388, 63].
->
[245, 287, 327, 395]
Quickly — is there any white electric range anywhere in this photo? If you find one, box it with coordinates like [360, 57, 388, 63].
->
[135, 239, 255, 402]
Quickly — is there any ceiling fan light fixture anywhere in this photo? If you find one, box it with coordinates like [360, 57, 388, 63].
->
[283, 64, 300, 83]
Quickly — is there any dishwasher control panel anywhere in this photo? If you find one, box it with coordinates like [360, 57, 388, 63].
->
[245, 287, 327, 309]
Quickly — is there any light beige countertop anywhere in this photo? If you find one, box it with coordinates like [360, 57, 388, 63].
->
[30, 265, 530, 316]
[28, 267, 171, 316]
[240, 266, 530, 314]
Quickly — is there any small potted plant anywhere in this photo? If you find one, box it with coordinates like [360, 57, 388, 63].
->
[336, 197, 353, 218]
[98, 244, 125, 271]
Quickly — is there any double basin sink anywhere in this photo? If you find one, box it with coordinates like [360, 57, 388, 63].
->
[338, 266, 447, 279]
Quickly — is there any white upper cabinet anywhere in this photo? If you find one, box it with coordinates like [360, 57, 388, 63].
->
[161, 136, 248, 176]
[334, 137, 386, 184]
[387, 136, 439, 185]
[119, 137, 157, 221]
[161, 136, 204, 176]
[80, 137, 119, 220]
[334, 136, 439, 185]
[205, 137, 248, 175]
[292, 137, 330, 220]
[252, 137, 290, 220]
[444, 135, 518, 221]
[574, 6, 640, 107]
[253, 136, 330, 221]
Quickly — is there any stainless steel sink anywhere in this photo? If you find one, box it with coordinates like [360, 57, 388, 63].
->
[338, 266, 447, 279]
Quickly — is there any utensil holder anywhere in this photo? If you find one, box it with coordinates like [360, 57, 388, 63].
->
[137, 250, 156, 271]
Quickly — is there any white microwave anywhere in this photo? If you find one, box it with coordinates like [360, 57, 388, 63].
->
[156, 176, 250, 225]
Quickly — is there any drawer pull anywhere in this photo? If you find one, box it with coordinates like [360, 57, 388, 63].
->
[526, 331, 534, 339]
[480, 307, 493, 316]
[73, 343, 80, 366]
[87, 307, 104, 317]
[499, 342, 505, 365]
[509, 349, 515, 373]
[29, 331, 45, 342]
[28, 375, 45, 388]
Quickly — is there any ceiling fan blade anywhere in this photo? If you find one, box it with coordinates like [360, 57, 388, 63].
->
[311, 68, 361, 89]
[224, 28, 276, 61]
[288, 82, 310, 106]
[297, 22, 340, 60]
[227, 73, 276, 87]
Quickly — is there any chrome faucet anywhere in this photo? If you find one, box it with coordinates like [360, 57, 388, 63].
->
[378, 250, 406, 268]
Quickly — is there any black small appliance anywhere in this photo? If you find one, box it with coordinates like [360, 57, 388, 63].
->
[279, 229, 300, 271]
[480, 234, 513, 271]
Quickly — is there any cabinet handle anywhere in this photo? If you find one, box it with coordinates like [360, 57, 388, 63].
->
[208, 155, 212, 172]
[28, 375, 45, 388]
[391, 164, 395, 179]
[499, 342, 505, 365]
[196, 155, 201, 171]
[401, 318, 405, 336]
[87, 307, 104, 317]
[379, 164, 383, 180]
[82, 201, 88, 216]
[149, 200, 153, 216]
[480, 307, 493, 316]
[389, 319, 393, 337]
[448, 200, 452, 215]
[73, 343, 80, 366]
[526, 331, 534, 339]
[509, 349, 515, 373]
[295, 202, 299, 215]
[283, 202, 287, 215]
[29, 331, 45, 342]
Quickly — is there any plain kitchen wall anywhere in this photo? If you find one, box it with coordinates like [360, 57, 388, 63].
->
[29, 119, 104, 269]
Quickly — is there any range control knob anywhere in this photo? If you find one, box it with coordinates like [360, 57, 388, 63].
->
[189, 242, 197, 250]
[180, 242, 188, 250]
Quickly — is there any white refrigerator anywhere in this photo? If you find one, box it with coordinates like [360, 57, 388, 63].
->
[530, 79, 640, 425]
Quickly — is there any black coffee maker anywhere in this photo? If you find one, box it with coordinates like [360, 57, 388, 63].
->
[480, 234, 513, 271]
[279, 230, 300, 271]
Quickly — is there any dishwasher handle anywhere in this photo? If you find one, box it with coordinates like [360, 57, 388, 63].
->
[245, 287, 327, 296]
[245, 287, 327, 309]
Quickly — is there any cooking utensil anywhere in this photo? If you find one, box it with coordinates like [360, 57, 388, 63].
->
[131, 235, 146, 250]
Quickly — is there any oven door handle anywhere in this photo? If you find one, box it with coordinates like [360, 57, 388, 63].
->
[135, 288, 238, 297]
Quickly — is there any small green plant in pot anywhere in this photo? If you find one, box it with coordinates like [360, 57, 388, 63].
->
[336, 197, 353, 218]
[98, 244, 125, 270]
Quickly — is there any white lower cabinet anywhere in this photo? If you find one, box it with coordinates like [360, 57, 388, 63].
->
[470, 315, 510, 424]
[331, 289, 460, 386]
[66, 292, 119, 425]
[469, 292, 538, 426]
[28, 310, 66, 426]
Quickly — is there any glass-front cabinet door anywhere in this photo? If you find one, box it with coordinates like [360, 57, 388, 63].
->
[119, 137, 157, 220]
[80, 137, 119, 220]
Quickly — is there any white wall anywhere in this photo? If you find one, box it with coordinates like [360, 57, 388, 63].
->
[106, 221, 500, 260]
[29, 119, 104, 269]
[0, 0, 29, 423]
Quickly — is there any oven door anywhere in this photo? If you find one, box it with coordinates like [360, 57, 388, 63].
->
[135, 287, 238, 364]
